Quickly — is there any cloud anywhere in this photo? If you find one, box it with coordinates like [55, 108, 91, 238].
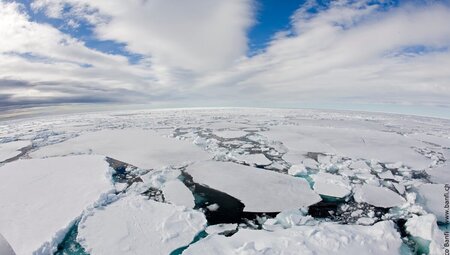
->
[0, 1, 171, 104]
[193, 1, 450, 106]
[31, 0, 255, 73]
[1, 0, 450, 112]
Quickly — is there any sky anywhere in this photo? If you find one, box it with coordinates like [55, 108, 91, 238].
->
[1, 0, 450, 117]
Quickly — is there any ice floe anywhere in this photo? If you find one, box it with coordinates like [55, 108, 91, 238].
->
[0, 155, 114, 255]
[234, 153, 272, 166]
[353, 184, 406, 208]
[264, 209, 316, 229]
[311, 172, 352, 198]
[1, 108, 448, 255]
[186, 160, 321, 212]
[161, 179, 195, 208]
[406, 214, 444, 255]
[426, 163, 450, 184]
[263, 125, 431, 169]
[183, 221, 403, 255]
[0, 140, 30, 162]
[287, 163, 307, 176]
[214, 130, 248, 139]
[205, 224, 238, 235]
[415, 184, 447, 222]
[0, 233, 15, 255]
[77, 195, 207, 255]
[31, 129, 210, 169]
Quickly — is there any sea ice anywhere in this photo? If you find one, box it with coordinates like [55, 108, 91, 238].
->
[141, 168, 182, 189]
[31, 129, 210, 169]
[349, 160, 371, 171]
[161, 179, 195, 208]
[205, 224, 238, 235]
[353, 184, 406, 208]
[377, 170, 396, 180]
[311, 172, 352, 198]
[207, 203, 220, 211]
[183, 221, 403, 255]
[405, 214, 444, 255]
[415, 184, 447, 222]
[235, 153, 272, 165]
[426, 164, 450, 184]
[356, 217, 376, 225]
[393, 183, 406, 195]
[0, 233, 15, 255]
[271, 209, 316, 228]
[77, 195, 207, 255]
[263, 125, 430, 170]
[214, 130, 248, 139]
[302, 158, 319, 169]
[186, 160, 321, 212]
[0, 155, 114, 255]
[288, 163, 307, 176]
[0, 140, 31, 162]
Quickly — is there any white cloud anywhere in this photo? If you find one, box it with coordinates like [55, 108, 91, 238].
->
[1, 0, 450, 112]
[193, 1, 450, 106]
[0, 1, 170, 105]
[31, 0, 255, 73]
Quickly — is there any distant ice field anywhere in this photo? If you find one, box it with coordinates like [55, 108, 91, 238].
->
[0, 108, 449, 255]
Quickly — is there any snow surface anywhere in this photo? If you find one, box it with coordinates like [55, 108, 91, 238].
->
[377, 170, 395, 180]
[141, 168, 182, 189]
[263, 125, 431, 169]
[264, 209, 315, 229]
[311, 172, 352, 198]
[161, 179, 195, 208]
[1, 108, 449, 255]
[0, 233, 15, 255]
[78, 195, 207, 255]
[287, 163, 307, 176]
[186, 160, 321, 212]
[205, 224, 238, 235]
[353, 184, 406, 208]
[426, 163, 450, 184]
[234, 153, 272, 165]
[415, 184, 447, 222]
[406, 214, 444, 255]
[0, 140, 30, 162]
[31, 129, 210, 169]
[214, 130, 248, 139]
[0, 155, 114, 255]
[183, 221, 402, 255]
[302, 158, 318, 169]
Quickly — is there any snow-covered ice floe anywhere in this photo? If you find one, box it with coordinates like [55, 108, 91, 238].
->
[311, 172, 352, 198]
[183, 221, 403, 255]
[31, 128, 210, 169]
[406, 214, 444, 255]
[205, 224, 238, 235]
[0, 140, 31, 162]
[1, 108, 449, 255]
[0, 233, 15, 255]
[161, 179, 195, 208]
[0, 155, 114, 255]
[214, 130, 248, 139]
[426, 163, 450, 184]
[415, 184, 447, 222]
[263, 125, 432, 169]
[353, 184, 406, 208]
[234, 153, 272, 166]
[77, 195, 207, 255]
[186, 160, 321, 212]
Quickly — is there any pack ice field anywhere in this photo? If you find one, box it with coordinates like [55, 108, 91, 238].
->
[0, 108, 449, 255]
